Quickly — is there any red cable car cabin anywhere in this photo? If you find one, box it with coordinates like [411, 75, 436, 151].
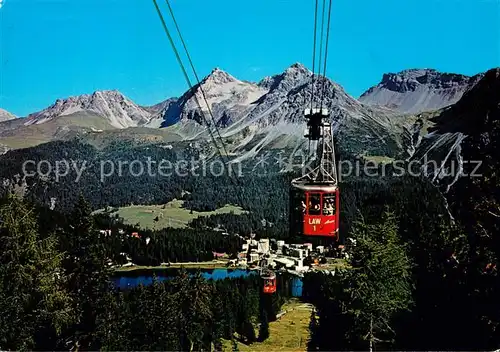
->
[291, 184, 339, 237]
[262, 273, 277, 294]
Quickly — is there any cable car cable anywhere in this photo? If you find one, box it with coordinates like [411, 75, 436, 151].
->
[292, 0, 340, 240]
[151, 0, 222, 156]
[161, 0, 248, 208]
[310, 0, 319, 112]
[317, 0, 327, 99]
[152, 0, 248, 210]
[152, 0, 229, 167]
[320, 0, 333, 110]
[164, 0, 232, 161]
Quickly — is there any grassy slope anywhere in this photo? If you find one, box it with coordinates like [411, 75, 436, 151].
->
[362, 155, 395, 164]
[0, 112, 185, 150]
[0, 111, 115, 149]
[99, 199, 247, 230]
[82, 126, 184, 149]
[223, 299, 313, 352]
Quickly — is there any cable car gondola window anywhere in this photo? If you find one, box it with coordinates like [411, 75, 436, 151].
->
[323, 193, 336, 215]
[309, 193, 321, 215]
[292, 189, 307, 214]
[299, 194, 307, 214]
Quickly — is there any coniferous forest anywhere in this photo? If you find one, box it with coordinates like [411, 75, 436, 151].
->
[0, 195, 289, 351]
[0, 126, 500, 350]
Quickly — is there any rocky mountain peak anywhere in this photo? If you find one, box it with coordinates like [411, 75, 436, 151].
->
[51, 90, 127, 107]
[360, 68, 484, 113]
[258, 63, 311, 92]
[162, 67, 269, 127]
[283, 62, 310, 83]
[379, 69, 479, 92]
[92, 89, 122, 98]
[389, 68, 436, 79]
[202, 68, 237, 87]
[286, 62, 309, 74]
[0, 108, 17, 122]
[25, 90, 152, 129]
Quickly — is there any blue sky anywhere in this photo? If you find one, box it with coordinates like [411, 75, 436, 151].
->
[0, 0, 499, 117]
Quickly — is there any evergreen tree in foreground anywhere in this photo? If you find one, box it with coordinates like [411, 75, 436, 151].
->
[344, 211, 413, 351]
[0, 195, 72, 350]
[258, 309, 270, 342]
[61, 195, 112, 350]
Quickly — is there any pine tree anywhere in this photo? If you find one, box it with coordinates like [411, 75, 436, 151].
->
[94, 291, 130, 351]
[343, 211, 413, 351]
[61, 194, 111, 350]
[211, 285, 225, 351]
[173, 270, 213, 351]
[258, 309, 270, 342]
[0, 195, 72, 350]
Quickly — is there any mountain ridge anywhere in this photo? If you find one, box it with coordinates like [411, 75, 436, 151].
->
[360, 68, 484, 114]
[24, 90, 153, 129]
[0, 64, 491, 158]
[209, 63, 410, 157]
[3, 65, 487, 125]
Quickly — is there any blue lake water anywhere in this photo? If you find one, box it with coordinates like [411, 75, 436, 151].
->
[113, 268, 303, 297]
[291, 277, 303, 297]
[113, 268, 256, 289]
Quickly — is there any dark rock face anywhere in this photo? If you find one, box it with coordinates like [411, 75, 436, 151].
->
[411, 68, 500, 191]
[431, 68, 500, 134]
